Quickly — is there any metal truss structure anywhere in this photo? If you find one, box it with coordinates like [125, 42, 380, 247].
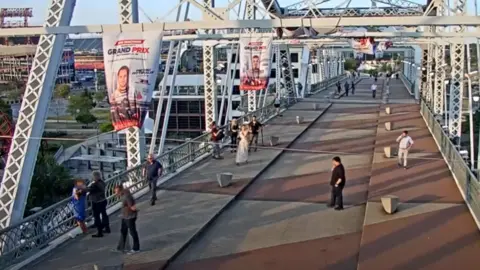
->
[0, 0, 75, 228]
[0, 0, 478, 255]
[120, 0, 146, 167]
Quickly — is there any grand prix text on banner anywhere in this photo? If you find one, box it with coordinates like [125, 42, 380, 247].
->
[240, 37, 272, 91]
[102, 31, 163, 131]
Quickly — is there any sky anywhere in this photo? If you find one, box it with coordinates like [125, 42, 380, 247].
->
[1, 0, 453, 26]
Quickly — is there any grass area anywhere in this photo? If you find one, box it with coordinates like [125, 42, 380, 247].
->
[49, 108, 110, 121]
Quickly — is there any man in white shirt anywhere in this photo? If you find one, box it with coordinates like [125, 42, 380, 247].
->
[396, 130, 414, 169]
[371, 83, 377, 98]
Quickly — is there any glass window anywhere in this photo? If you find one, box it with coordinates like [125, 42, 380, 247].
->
[198, 86, 205, 95]
[292, 68, 299, 78]
[178, 116, 189, 129]
[272, 53, 276, 63]
[232, 85, 240, 95]
[189, 116, 201, 129]
[312, 64, 318, 73]
[235, 70, 240, 79]
[167, 116, 177, 129]
[290, 53, 299, 63]
[189, 101, 200, 114]
[177, 101, 189, 113]
[270, 69, 276, 78]
[231, 54, 237, 63]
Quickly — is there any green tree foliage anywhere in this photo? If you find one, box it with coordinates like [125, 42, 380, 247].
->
[344, 58, 357, 71]
[67, 94, 94, 116]
[27, 154, 72, 211]
[75, 112, 97, 126]
[99, 122, 114, 133]
[0, 99, 12, 117]
[94, 91, 106, 103]
[55, 84, 71, 99]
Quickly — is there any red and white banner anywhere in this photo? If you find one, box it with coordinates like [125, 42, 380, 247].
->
[349, 37, 375, 55]
[102, 31, 163, 131]
[240, 37, 272, 91]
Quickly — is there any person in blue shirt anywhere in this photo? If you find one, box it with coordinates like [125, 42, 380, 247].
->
[72, 179, 88, 234]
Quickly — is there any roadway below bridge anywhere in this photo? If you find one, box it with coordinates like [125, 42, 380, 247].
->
[27, 77, 480, 270]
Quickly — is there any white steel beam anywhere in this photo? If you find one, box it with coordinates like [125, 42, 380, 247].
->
[0, 0, 76, 228]
[119, 0, 145, 167]
[203, 0, 217, 130]
[247, 0, 257, 112]
[433, 44, 446, 115]
[2, 16, 480, 36]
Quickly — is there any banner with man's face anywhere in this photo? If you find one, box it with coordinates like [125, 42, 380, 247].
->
[239, 37, 272, 91]
[102, 31, 163, 131]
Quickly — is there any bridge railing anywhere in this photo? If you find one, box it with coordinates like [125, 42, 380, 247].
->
[0, 74, 345, 269]
[421, 102, 480, 229]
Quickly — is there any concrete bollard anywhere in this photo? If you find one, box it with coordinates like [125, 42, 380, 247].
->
[381, 195, 400, 214]
[217, 173, 233, 188]
[385, 107, 391, 115]
[385, 122, 392, 131]
[296, 116, 304, 124]
[313, 103, 320, 110]
[383, 146, 397, 158]
[270, 136, 279, 146]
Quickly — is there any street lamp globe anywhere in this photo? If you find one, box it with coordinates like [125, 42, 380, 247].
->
[473, 96, 480, 102]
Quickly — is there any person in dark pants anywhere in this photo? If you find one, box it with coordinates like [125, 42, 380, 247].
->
[114, 184, 140, 254]
[351, 81, 355, 95]
[89, 171, 110, 237]
[329, 156, 346, 211]
[143, 154, 163, 206]
[249, 116, 263, 152]
[230, 119, 239, 153]
[336, 81, 341, 94]
[344, 81, 349, 96]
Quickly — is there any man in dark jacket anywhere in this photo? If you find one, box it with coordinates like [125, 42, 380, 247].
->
[89, 171, 110, 237]
[329, 156, 346, 210]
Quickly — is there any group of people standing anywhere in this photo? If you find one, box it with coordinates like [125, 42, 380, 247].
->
[336, 80, 356, 96]
[71, 170, 141, 255]
[209, 116, 263, 166]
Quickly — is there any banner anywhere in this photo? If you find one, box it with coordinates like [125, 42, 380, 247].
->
[102, 31, 163, 131]
[240, 37, 272, 91]
[349, 37, 375, 55]
[375, 41, 393, 52]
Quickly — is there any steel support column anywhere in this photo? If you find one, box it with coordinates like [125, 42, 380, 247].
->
[278, 44, 296, 103]
[425, 43, 434, 107]
[0, 0, 76, 228]
[119, 0, 145, 167]
[420, 48, 428, 101]
[246, 0, 257, 112]
[433, 44, 446, 115]
[448, 0, 467, 139]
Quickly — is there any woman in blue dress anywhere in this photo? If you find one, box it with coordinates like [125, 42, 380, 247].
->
[72, 179, 88, 234]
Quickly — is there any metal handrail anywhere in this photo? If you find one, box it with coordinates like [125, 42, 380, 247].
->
[0, 75, 345, 268]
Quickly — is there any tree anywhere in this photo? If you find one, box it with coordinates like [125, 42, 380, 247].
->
[6, 90, 22, 100]
[99, 122, 114, 133]
[344, 59, 357, 71]
[67, 94, 94, 116]
[55, 84, 71, 99]
[26, 154, 72, 211]
[0, 99, 11, 118]
[94, 91, 106, 103]
[75, 112, 97, 126]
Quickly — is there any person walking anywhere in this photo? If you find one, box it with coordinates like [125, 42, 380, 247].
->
[229, 119, 239, 153]
[336, 81, 341, 94]
[115, 184, 140, 254]
[210, 121, 223, 159]
[249, 116, 263, 152]
[344, 81, 349, 96]
[89, 171, 110, 237]
[371, 82, 377, 98]
[396, 130, 414, 169]
[143, 154, 163, 206]
[351, 81, 355, 95]
[236, 125, 250, 166]
[329, 156, 346, 211]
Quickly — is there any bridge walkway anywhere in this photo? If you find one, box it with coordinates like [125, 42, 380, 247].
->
[28, 77, 480, 270]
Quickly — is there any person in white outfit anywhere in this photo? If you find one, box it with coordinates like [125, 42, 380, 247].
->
[396, 130, 414, 169]
[371, 83, 377, 98]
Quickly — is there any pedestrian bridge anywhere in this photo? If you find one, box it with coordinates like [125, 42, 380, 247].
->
[2, 75, 480, 270]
